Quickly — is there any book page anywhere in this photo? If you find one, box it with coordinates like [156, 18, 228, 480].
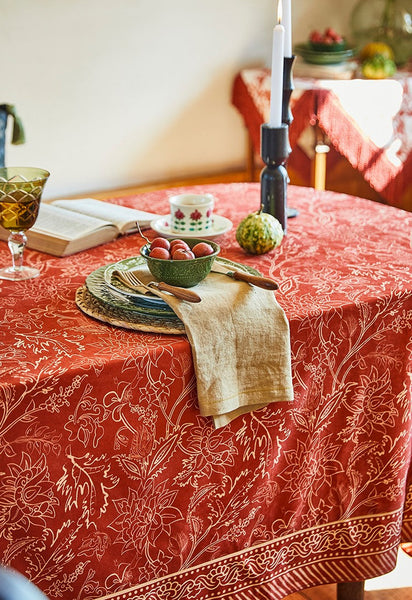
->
[33, 203, 115, 240]
[50, 198, 161, 232]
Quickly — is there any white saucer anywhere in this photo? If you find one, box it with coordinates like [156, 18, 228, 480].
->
[150, 214, 233, 240]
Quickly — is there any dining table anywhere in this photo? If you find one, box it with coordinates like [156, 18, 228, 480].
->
[231, 68, 412, 209]
[0, 182, 411, 600]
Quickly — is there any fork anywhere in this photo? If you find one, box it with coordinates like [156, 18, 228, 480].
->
[113, 270, 201, 303]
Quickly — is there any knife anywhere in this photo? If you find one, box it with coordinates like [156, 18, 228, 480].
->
[210, 262, 278, 290]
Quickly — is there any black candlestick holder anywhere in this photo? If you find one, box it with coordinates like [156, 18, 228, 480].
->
[260, 55, 296, 232]
[282, 55, 295, 126]
[260, 123, 290, 234]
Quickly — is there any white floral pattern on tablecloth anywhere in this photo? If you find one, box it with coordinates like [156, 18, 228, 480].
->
[0, 183, 411, 600]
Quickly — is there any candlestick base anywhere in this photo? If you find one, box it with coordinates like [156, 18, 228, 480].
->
[260, 123, 290, 234]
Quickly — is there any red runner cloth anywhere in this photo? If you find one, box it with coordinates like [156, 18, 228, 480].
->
[232, 69, 412, 209]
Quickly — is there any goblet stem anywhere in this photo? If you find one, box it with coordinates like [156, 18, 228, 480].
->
[8, 230, 27, 273]
[0, 230, 39, 280]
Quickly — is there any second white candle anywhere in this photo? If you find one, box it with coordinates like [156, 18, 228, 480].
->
[269, 16, 285, 127]
[283, 0, 292, 58]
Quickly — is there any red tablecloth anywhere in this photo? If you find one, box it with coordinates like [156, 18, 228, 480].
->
[0, 183, 411, 600]
[232, 69, 412, 209]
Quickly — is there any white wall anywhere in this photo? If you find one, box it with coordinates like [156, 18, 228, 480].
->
[1, 0, 357, 199]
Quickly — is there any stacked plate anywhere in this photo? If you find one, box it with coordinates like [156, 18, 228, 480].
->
[85, 256, 182, 326]
[84, 255, 261, 333]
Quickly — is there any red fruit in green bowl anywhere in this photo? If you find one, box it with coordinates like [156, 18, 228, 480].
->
[170, 239, 190, 250]
[309, 30, 323, 43]
[309, 27, 345, 51]
[151, 237, 170, 250]
[192, 242, 215, 257]
[173, 249, 195, 260]
[149, 247, 170, 259]
[170, 243, 190, 254]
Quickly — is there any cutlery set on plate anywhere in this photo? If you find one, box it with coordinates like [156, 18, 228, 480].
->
[113, 270, 202, 303]
[112, 260, 278, 304]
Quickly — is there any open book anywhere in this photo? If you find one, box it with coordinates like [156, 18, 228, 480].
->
[0, 198, 162, 257]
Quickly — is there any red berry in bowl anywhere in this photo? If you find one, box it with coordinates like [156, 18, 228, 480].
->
[151, 237, 170, 250]
[170, 239, 190, 250]
[310, 30, 322, 43]
[192, 242, 215, 257]
[173, 249, 195, 260]
[309, 27, 346, 52]
[149, 247, 170, 259]
[171, 243, 190, 253]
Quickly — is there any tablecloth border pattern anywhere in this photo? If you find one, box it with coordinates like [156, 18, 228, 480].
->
[99, 510, 403, 600]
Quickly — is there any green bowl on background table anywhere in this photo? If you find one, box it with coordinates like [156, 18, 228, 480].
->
[140, 238, 220, 288]
[309, 41, 347, 52]
[294, 42, 356, 65]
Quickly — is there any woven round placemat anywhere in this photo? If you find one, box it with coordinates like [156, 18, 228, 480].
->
[75, 286, 186, 335]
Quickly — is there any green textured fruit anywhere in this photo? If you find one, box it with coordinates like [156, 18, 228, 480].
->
[361, 54, 396, 79]
[236, 208, 284, 255]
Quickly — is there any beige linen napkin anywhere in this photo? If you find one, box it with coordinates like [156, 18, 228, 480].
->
[154, 267, 294, 428]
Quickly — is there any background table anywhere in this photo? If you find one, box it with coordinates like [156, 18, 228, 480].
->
[0, 183, 411, 600]
[232, 69, 412, 210]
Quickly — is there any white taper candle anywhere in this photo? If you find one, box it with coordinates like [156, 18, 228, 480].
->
[283, 0, 292, 57]
[269, 15, 285, 127]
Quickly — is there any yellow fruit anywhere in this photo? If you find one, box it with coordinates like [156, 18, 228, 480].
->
[361, 55, 396, 79]
[359, 42, 394, 62]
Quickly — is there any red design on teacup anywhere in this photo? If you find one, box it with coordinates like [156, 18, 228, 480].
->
[190, 210, 202, 221]
[174, 209, 184, 220]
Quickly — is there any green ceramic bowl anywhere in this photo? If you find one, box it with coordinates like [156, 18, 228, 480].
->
[140, 238, 220, 288]
[309, 40, 347, 53]
[294, 42, 356, 65]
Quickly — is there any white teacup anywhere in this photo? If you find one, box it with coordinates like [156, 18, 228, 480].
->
[169, 194, 214, 234]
